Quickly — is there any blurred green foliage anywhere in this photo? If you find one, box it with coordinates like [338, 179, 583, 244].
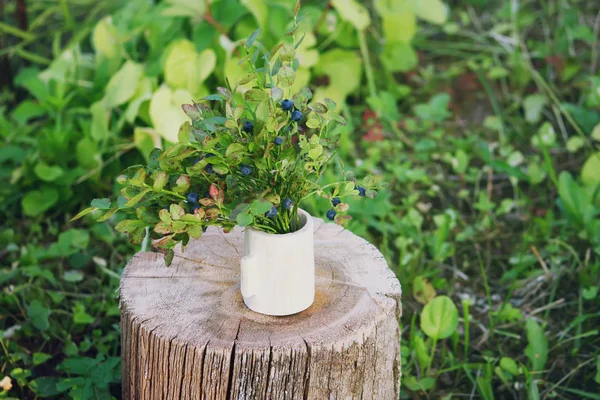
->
[1, 0, 600, 398]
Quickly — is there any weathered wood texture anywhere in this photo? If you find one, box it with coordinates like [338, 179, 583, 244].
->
[120, 218, 402, 399]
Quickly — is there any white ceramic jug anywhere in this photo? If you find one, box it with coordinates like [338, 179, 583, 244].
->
[240, 208, 315, 316]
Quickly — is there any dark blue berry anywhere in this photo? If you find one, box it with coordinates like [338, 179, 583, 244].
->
[187, 192, 199, 204]
[242, 121, 254, 133]
[356, 186, 366, 196]
[274, 136, 283, 145]
[205, 163, 214, 174]
[332, 197, 341, 206]
[193, 157, 202, 164]
[326, 209, 336, 221]
[240, 165, 253, 176]
[291, 110, 303, 122]
[282, 198, 293, 209]
[281, 99, 293, 111]
[266, 206, 278, 218]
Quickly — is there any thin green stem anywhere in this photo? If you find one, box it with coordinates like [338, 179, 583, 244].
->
[358, 30, 377, 99]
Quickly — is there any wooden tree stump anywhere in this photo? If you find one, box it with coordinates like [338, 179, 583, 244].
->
[120, 218, 402, 399]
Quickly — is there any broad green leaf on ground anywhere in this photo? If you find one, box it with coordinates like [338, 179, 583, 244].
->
[566, 136, 585, 153]
[105, 61, 144, 108]
[22, 187, 59, 217]
[34, 163, 64, 182]
[90, 100, 109, 142]
[332, 0, 371, 31]
[92, 17, 121, 59]
[413, 276, 436, 304]
[374, 0, 416, 42]
[27, 300, 50, 331]
[523, 94, 547, 124]
[531, 122, 556, 147]
[33, 353, 53, 366]
[409, 0, 447, 24]
[134, 127, 163, 160]
[581, 153, 600, 185]
[313, 49, 362, 108]
[125, 76, 154, 123]
[592, 123, 600, 141]
[381, 41, 418, 72]
[420, 295, 458, 339]
[164, 39, 216, 96]
[149, 85, 194, 142]
[524, 318, 548, 373]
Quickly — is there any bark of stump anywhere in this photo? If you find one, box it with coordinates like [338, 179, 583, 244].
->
[120, 218, 402, 400]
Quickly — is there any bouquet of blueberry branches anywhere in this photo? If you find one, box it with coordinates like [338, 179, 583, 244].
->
[74, 24, 379, 266]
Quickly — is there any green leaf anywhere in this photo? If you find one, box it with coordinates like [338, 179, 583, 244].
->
[115, 219, 147, 233]
[500, 357, 519, 376]
[313, 49, 362, 107]
[277, 66, 296, 88]
[244, 89, 268, 102]
[91, 198, 111, 209]
[33, 352, 53, 366]
[413, 276, 436, 304]
[591, 123, 600, 141]
[90, 99, 109, 141]
[149, 85, 194, 142]
[246, 28, 261, 49]
[92, 17, 121, 59]
[381, 42, 418, 73]
[596, 356, 600, 384]
[164, 39, 215, 96]
[524, 318, 548, 373]
[251, 199, 272, 215]
[125, 189, 151, 207]
[420, 295, 458, 339]
[29, 377, 64, 397]
[27, 300, 51, 331]
[241, 0, 268, 28]
[566, 136, 585, 153]
[164, 249, 175, 267]
[70, 207, 96, 221]
[374, 0, 416, 42]
[34, 163, 64, 182]
[523, 94, 547, 124]
[22, 187, 59, 217]
[413, 336, 431, 370]
[63, 270, 84, 283]
[72, 303, 94, 325]
[236, 212, 254, 226]
[581, 153, 600, 186]
[410, 0, 447, 24]
[105, 61, 144, 108]
[332, 0, 371, 31]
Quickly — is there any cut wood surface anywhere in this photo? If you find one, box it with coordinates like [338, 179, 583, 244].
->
[120, 217, 402, 399]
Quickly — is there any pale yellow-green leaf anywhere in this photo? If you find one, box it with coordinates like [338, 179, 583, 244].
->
[90, 100, 109, 142]
[296, 32, 320, 68]
[380, 41, 418, 72]
[92, 17, 121, 59]
[591, 123, 600, 141]
[332, 0, 371, 31]
[149, 85, 193, 143]
[134, 127, 162, 160]
[409, 0, 447, 25]
[164, 39, 216, 97]
[241, 0, 268, 28]
[125, 76, 154, 123]
[105, 61, 144, 108]
[313, 49, 362, 108]
[581, 153, 600, 186]
[374, 0, 416, 42]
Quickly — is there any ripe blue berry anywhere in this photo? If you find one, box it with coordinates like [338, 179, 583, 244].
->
[240, 165, 253, 176]
[274, 136, 283, 145]
[281, 99, 293, 111]
[205, 163, 214, 174]
[291, 110, 303, 122]
[266, 206, 278, 218]
[326, 209, 336, 221]
[242, 121, 254, 133]
[356, 186, 366, 196]
[187, 192, 199, 204]
[282, 198, 293, 209]
[331, 197, 341, 206]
